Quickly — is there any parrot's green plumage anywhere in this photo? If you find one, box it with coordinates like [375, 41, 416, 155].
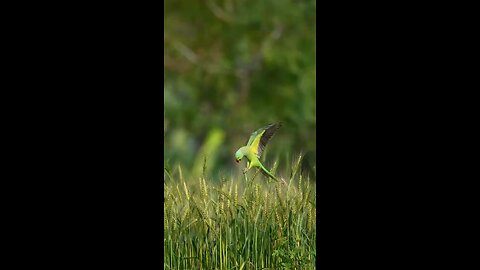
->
[235, 122, 282, 181]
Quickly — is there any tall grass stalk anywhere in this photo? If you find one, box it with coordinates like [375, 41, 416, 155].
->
[164, 156, 316, 269]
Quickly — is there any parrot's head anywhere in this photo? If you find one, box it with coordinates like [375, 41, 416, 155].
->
[235, 149, 244, 163]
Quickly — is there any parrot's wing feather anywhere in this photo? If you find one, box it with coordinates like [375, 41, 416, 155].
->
[248, 122, 282, 158]
[246, 125, 267, 146]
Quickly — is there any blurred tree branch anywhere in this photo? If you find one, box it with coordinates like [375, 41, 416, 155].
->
[206, 0, 234, 23]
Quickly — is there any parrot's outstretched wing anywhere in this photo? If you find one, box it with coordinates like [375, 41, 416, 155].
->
[246, 122, 282, 158]
[246, 126, 264, 146]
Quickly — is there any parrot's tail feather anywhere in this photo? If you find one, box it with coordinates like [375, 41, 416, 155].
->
[260, 166, 278, 182]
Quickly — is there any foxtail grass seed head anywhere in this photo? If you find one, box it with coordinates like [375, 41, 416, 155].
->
[172, 212, 178, 231]
[181, 206, 189, 223]
[221, 176, 227, 188]
[183, 181, 190, 201]
[202, 155, 207, 178]
[254, 184, 260, 207]
[274, 203, 283, 231]
[307, 204, 313, 231]
[220, 193, 224, 214]
[202, 177, 208, 203]
[178, 165, 183, 183]
[275, 184, 285, 212]
[164, 205, 167, 227]
[298, 173, 302, 193]
[289, 154, 303, 182]
[271, 160, 278, 174]
[234, 184, 238, 207]
[227, 181, 233, 209]
[200, 177, 207, 205]
[263, 191, 269, 218]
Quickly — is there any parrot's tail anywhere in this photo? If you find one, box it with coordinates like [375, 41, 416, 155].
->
[260, 165, 278, 182]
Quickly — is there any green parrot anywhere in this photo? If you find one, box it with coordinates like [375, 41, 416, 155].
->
[235, 122, 282, 181]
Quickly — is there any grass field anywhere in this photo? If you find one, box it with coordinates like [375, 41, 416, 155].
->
[164, 156, 316, 269]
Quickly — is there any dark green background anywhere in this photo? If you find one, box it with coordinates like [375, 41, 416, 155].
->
[164, 0, 316, 179]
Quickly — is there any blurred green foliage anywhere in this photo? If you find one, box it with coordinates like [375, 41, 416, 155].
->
[164, 0, 316, 179]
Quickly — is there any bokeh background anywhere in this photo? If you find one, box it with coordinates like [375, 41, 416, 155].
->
[164, 0, 316, 180]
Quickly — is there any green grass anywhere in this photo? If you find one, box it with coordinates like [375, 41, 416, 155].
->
[164, 156, 316, 269]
